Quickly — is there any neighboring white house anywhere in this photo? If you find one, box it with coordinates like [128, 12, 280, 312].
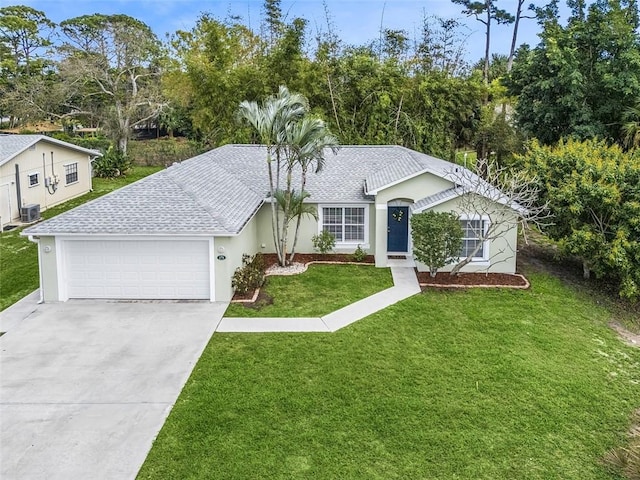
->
[0, 135, 100, 228]
[23, 144, 520, 303]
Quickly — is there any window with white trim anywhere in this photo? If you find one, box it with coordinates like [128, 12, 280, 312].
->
[460, 218, 488, 260]
[65, 163, 78, 185]
[28, 172, 39, 187]
[320, 206, 367, 244]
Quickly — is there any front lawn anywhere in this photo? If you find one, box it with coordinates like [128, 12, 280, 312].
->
[0, 167, 161, 311]
[139, 272, 640, 479]
[224, 264, 393, 317]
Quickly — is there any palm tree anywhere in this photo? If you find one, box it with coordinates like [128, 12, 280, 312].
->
[622, 100, 640, 149]
[237, 86, 307, 266]
[238, 86, 339, 266]
[284, 117, 339, 262]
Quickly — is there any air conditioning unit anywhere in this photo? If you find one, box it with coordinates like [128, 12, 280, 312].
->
[21, 204, 40, 223]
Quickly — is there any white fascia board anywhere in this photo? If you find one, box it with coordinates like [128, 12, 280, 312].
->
[364, 167, 445, 195]
[412, 191, 462, 214]
[34, 233, 221, 240]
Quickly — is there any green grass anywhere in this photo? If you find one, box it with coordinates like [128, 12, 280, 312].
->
[0, 166, 161, 311]
[224, 264, 393, 317]
[139, 272, 640, 479]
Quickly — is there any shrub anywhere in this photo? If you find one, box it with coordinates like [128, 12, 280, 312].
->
[232, 253, 266, 295]
[603, 441, 640, 479]
[312, 230, 336, 254]
[127, 138, 206, 166]
[352, 245, 366, 262]
[50, 132, 112, 152]
[411, 211, 463, 277]
[93, 147, 132, 178]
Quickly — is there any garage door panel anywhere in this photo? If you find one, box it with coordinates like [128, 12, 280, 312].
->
[64, 240, 211, 300]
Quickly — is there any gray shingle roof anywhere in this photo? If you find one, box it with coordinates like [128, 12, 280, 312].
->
[364, 147, 460, 194]
[24, 144, 466, 236]
[0, 134, 100, 167]
[411, 188, 461, 212]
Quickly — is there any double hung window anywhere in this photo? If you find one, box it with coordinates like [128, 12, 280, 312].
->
[65, 163, 78, 184]
[321, 206, 367, 244]
[460, 218, 487, 260]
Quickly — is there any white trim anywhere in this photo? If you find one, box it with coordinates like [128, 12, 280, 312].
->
[209, 238, 216, 302]
[365, 167, 443, 195]
[32, 236, 44, 303]
[386, 201, 412, 254]
[412, 190, 462, 214]
[318, 204, 369, 246]
[458, 214, 490, 262]
[63, 162, 78, 185]
[56, 237, 68, 301]
[0, 136, 101, 169]
[58, 236, 213, 301]
[44, 233, 221, 240]
[27, 171, 40, 187]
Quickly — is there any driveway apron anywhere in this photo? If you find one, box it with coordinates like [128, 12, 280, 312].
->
[0, 299, 226, 480]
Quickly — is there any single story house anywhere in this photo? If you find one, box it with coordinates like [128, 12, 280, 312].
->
[0, 134, 100, 228]
[23, 144, 520, 302]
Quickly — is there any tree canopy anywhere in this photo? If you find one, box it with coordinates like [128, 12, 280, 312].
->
[507, 0, 640, 145]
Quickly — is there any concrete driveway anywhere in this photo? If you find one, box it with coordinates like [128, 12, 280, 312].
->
[0, 293, 226, 480]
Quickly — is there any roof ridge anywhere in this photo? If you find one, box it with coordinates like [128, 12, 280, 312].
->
[0, 134, 101, 167]
[164, 163, 232, 230]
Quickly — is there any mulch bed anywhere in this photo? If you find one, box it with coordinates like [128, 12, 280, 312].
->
[232, 255, 530, 302]
[261, 253, 375, 267]
[232, 289, 261, 302]
[417, 271, 529, 289]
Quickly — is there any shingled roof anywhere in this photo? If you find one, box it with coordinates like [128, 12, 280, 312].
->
[0, 134, 100, 167]
[24, 144, 467, 236]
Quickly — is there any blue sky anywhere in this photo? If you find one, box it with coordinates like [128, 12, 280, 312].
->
[20, 0, 545, 63]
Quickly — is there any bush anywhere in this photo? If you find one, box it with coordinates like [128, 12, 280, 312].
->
[352, 245, 366, 262]
[312, 230, 336, 254]
[232, 253, 266, 295]
[49, 132, 112, 152]
[603, 440, 640, 479]
[93, 147, 132, 178]
[411, 211, 463, 277]
[127, 138, 206, 166]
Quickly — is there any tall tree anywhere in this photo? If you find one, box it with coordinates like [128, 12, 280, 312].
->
[0, 6, 55, 126]
[507, 0, 536, 72]
[0, 5, 54, 75]
[58, 14, 165, 153]
[168, 14, 263, 144]
[451, 0, 514, 85]
[415, 16, 471, 76]
[237, 86, 338, 266]
[507, 0, 640, 145]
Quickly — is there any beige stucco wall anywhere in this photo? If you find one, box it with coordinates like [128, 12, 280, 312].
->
[416, 194, 519, 274]
[0, 141, 93, 225]
[214, 215, 260, 302]
[373, 172, 455, 266]
[374, 172, 454, 205]
[254, 202, 376, 256]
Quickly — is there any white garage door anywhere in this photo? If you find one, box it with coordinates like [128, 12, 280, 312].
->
[63, 239, 211, 300]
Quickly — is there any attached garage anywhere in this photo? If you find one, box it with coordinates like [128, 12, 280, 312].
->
[59, 238, 213, 300]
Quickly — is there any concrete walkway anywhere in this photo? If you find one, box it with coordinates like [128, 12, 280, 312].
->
[216, 266, 421, 333]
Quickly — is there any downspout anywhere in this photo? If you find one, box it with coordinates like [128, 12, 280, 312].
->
[27, 235, 44, 304]
[42, 153, 48, 209]
[14, 164, 22, 211]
